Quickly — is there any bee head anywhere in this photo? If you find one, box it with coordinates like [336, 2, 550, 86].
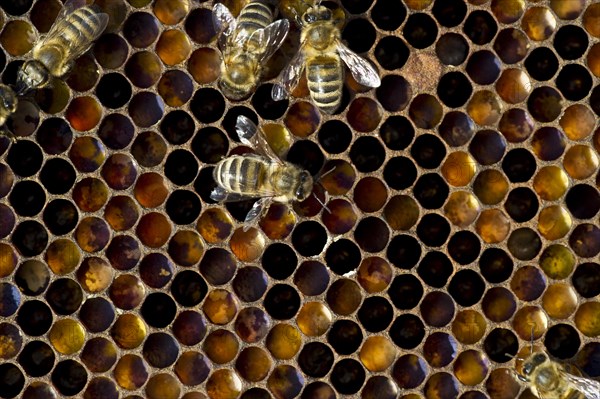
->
[0, 84, 17, 114]
[522, 352, 548, 377]
[16, 61, 49, 94]
[303, 5, 332, 23]
[295, 170, 314, 201]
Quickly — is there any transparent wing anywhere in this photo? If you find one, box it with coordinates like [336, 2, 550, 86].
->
[254, 19, 290, 62]
[236, 115, 283, 163]
[60, 0, 87, 18]
[213, 3, 236, 37]
[337, 41, 381, 88]
[244, 197, 270, 225]
[272, 48, 305, 101]
[565, 374, 600, 399]
[210, 185, 229, 201]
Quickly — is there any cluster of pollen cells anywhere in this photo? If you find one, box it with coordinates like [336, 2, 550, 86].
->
[0, 0, 599, 398]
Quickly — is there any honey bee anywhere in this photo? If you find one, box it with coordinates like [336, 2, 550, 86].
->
[15, 0, 108, 94]
[517, 350, 600, 399]
[211, 115, 314, 225]
[272, 1, 381, 114]
[213, 1, 290, 100]
[0, 84, 18, 141]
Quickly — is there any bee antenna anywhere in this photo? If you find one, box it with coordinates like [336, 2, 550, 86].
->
[529, 325, 535, 354]
[312, 192, 330, 214]
[317, 165, 336, 181]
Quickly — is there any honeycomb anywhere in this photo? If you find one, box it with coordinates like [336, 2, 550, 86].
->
[0, 0, 599, 398]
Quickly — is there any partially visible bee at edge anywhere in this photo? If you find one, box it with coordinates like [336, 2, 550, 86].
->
[213, 0, 290, 100]
[272, 0, 381, 114]
[516, 349, 600, 399]
[211, 115, 317, 226]
[0, 84, 18, 141]
[15, 0, 108, 95]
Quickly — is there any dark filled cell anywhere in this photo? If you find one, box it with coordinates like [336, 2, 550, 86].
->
[376, 74, 411, 112]
[286, 140, 324, 176]
[330, 359, 366, 395]
[36, 117, 72, 155]
[502, 148, 537, 183]
[410, 134, 446, 169]
[572, 263, 600, 298]
[6, 140, 43, 177]
[96, 73, 132, 109]
[437, 71, 473, 108]
[106, 235, 141, 271]
[412, 173, 449, 209]
[525, 46, 559, 81]
[469, 130, 506, 165]
[16, 300, 53, 336]
[164, 149, 199, 186]
[190, 88, 226, 124]
[46, 278, 83, 315]
[387, 234, 421, 270]
[354, 216, 389, 253]
[448, 269, 485, 307]
[566, 184, 600, 219]
[436, 33, 469, 66]
[504, 187, 539, 223]
[448, 231, 481, 265]
[328, 319, 363, 355]
[380, 115, 414, 150]
[553, 25, 589, 60]
[483, 328, 518, 363]
[128, 92, 165, 127]
[165, 189, 201, 225]
[94, 33, 129, 69]
[383, 156, 417, 190]
[479, 247, 514, 284]
[341, 0, 373, 14]
[14, 260, 49, 296]
[531, 127, 566, 161]
[417, 251, 453, 288]
[51, 360, 88, 396]
[98, 113, 135, 150]
[294, 261, 330, 297]
[466, 50, 501, 85]
[403, 13, 438, 49]
[298, 342, 334, 378]
[370, 0, 405, 30]
[342, 18, 376, 53]
[43, 199, 78, 236]
[349, 136, 385, 172]
[12, 220, 48, 256]
[18, 340, 55, 377]
[199, 248, 237, 286]
[432, 0, 466, 27]
[241, 388, 271, 399]
[264, 284, 301, 320]
[172, 311, 207, 346]
[507, 227, 542, 260]
[0, 0, 32, 15]
[262, 243, 298, 280]
[493, 28, 530, 64]
[527, 86, 563, 122]
[325, 239, 361, 276]
[0, 363, 24, 398]
[291, 221, 328, 257]
[374, 36, 409, 71]
[462, 10, 497, 45]
[357, 296, 393, 332]
[170, 270, 208, 307]
[192, 126, 229, 163]
[389, 314, 425, 349]
[416, 213, 450, 247]
[569, 224, 600, 258]
[39, 158, 76, 194]
[140, 253, 174, 288]
[9, 180, 45, 217]
[194, 167, 218, 203]
[592, 86, 600, 117]
[545, 323, 581, 360]
[160, 110, 195, 145]
[79, 297, 115, 333]
[123, 11, 159, 48]
[141, 292, 178, 328]
[555, 64, 593, 101]
[318, 120, 352, 154]
[438, 111, 475, 146]
[142, 332, 180, 368]
[252, 83, 288, 120]
[388, 274, 424, 310]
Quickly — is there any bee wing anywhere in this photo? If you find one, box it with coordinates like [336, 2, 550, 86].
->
[272, 48, 306, 101]
[244, 197, 271, 226]
[337, 41, 381, 88]
[213, 3, 237, 38]
[210, 185, 229, 202]
[236, 115, 283, 163]
[253, 19, 290, 62]
[565, 374, 600, 399]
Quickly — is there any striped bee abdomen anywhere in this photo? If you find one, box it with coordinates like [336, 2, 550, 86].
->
[306, 56, 343, 114]
[215, 156, 268, 195]
[237, 2, 273, 35]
